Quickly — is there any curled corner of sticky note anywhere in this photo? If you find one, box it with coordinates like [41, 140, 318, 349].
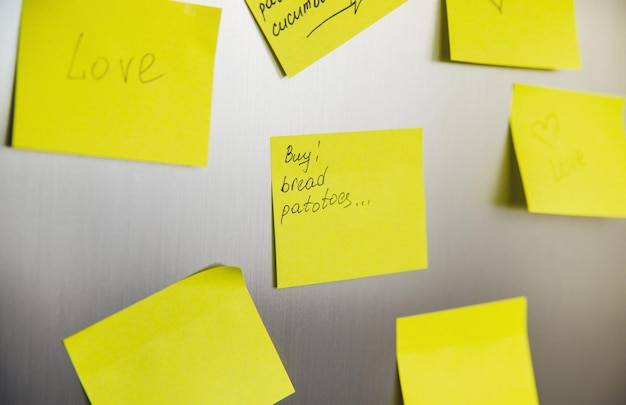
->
[184, 263, 244, 283]
[396, 296, 538, 405]
[63, 264, 294, 405]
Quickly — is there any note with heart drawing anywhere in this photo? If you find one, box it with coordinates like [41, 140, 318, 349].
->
[445, 0, 580, 69]
[510, 84, 626, 218]
[13, 0, 221, 166]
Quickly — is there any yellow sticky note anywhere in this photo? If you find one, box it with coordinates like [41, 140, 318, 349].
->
[13, 0, 221, 166]
[63, 266, 295, 405]
[396, 297, 539, 405]
[270, 128, 428, 288]
[510, 84, 626, 218]
[445, 0, 580, 69]
[245, 0, 406, 77]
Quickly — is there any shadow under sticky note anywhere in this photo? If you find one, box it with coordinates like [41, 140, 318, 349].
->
[270, 128, 428, 288]
[63, 266, 295, 405]
[244, 0, 407, 77]
[396, 297, 538, 405]
[445, 0, 580, 69]
[12, 0, 221, 166]
[510, 84, 626, 218]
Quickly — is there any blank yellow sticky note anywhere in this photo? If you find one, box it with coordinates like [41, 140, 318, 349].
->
[397, 297, 538, 405]
[245, 0, 406, 77]
[510, 84, 626, 218]
[445, 0, 580, 69]
[13, 0, 221, 166]
[270, 128, 428, 288]
[63, 266, 295, 405]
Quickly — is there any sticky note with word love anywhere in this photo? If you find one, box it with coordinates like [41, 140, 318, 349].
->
[245, 0, 407, 76]
[510, 84, 626, 218]
[13, 0, 221, 166]
[270, 128, 428, 288]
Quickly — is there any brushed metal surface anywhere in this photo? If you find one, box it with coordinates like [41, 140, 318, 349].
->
[1, 1, 625, 404]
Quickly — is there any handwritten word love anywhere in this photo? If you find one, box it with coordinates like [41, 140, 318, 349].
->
[67, 33, 164, 84]
[531, 113, 587, 182]
[551, 150, 586, 182]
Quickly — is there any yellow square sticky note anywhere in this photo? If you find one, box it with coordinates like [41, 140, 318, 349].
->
[245, 0, 406, 77]
[63, 266, 295, 405]
[13, 0, 221, 166]
[397, 297, 539, 405]
[270, 128, 428, 288]
[445, 0, 580, 69]
[510, 84, 626, 218]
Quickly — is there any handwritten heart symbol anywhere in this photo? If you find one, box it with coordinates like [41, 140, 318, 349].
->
[490, 0, 504, 13]
[531, 113, 559, 150]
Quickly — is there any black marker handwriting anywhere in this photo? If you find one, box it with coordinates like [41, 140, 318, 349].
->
[271, 0, 328, 37]
[284, 142, 320, 173]
[307, 0, 363, 38]
[490, 0, 504, 13]
[259, 0, 282, 22]
[278, 140, 371, 225]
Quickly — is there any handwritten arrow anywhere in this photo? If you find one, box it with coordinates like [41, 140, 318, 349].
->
[307, 0, 364, 38]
